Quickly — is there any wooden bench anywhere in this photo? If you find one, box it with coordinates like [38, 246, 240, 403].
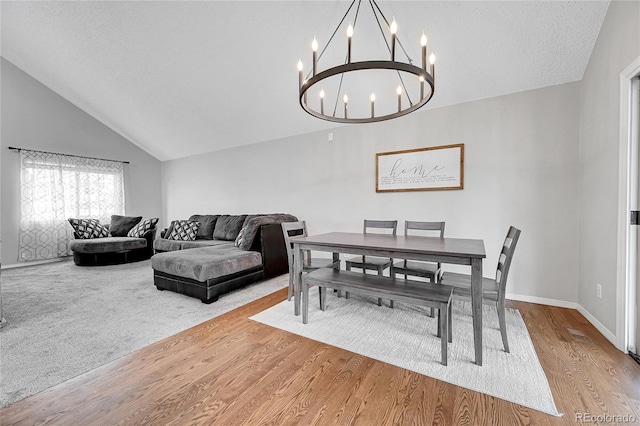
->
[303, 268, 455, 365]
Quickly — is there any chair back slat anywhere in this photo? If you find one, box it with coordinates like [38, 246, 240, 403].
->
[363, 220, 398, 235]
[405, 221, 445, 237]
[495, 226, 521, 298]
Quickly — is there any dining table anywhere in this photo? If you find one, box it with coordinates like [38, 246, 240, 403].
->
[291, 232, 487, 366]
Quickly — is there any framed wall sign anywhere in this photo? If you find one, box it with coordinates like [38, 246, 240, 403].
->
[376, 144, 464, 192]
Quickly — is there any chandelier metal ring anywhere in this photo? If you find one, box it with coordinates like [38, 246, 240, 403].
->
[299, 60, 434, 124]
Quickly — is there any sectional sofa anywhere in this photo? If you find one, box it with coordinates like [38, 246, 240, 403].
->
[151, 213, 296, 303]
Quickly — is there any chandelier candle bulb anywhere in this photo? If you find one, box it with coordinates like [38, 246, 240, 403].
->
[343, 94, 348, 118]
[370, 93, 375, 118]
[390, 18, 397, 61]
[347, 23, 353, 63]
[429, 53, 436, 80]
[421, 33, 427, 71]
[312, 37, 318, 76]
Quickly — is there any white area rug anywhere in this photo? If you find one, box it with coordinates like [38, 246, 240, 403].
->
[0, 260, 288, 408]
[250, 287, 561, 417]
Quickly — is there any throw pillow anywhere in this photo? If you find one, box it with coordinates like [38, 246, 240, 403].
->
[127, 217, 159, 238]
[166, 220, 200, 241]
[213, 215, 247, 241]
[109, 215, 142, 237]
[187, 215, 219, 240]
[234, 214, 298, 250]
[68, 218, 109, 239]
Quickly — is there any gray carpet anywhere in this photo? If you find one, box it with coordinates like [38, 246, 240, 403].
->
[251, 287, 561, 417]
[0, 259, 288, 408]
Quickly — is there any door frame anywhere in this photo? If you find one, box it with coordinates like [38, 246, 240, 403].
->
[617, 56, 640, 352]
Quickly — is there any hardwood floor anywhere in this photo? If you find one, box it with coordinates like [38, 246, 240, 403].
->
[2, 288, 639, 425]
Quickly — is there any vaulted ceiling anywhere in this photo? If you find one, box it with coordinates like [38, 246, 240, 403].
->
[1, 1, 610, 161]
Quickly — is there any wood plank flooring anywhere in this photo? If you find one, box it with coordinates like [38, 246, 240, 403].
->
[2, 288, 639, 425]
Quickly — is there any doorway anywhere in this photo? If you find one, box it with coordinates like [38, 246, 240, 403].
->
[621, 61, 640, 358]
[630, 75, 640, 361]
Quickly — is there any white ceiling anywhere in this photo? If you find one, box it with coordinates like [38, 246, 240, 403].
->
[1, 1, 609, 161]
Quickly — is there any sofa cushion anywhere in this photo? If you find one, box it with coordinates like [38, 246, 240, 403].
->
[109, 215, 142, 237]
[154, 238, 185, 252]
[154, 238, 234, 252]
[179, 240, 236, 250]
[167, 220, 200, 241]
[188, 215, 219, 240]
[68, 218, 109, 239]
[213, 215, 247, 241]
[128, 218, 159, 237]
[70, 237, 147, 254]
[235, 214, 298, 250]
[151, 246, 262, 282]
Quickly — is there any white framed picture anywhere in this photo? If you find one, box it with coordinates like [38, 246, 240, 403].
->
[376, 144, 464, 192]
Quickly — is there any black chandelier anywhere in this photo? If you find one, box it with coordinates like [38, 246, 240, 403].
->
[297, 0, 436, 124]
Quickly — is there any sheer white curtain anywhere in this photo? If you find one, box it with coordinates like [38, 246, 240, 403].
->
[18, 150, 125, 261]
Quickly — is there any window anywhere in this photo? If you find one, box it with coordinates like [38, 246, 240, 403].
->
[18, 150, 125, 261]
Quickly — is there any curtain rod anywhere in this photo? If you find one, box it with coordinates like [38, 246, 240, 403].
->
[7, 147, 130, 164]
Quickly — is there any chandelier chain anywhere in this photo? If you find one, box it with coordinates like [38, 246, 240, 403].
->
[369, 0, 414, 106]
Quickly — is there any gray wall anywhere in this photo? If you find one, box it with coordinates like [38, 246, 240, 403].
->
[578, 1, 640, 333]
[163, 82, 581, 303]
[0, 58, 163, 267]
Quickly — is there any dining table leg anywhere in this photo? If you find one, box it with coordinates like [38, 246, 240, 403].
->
[471, 257, 483, 366]
[294, 242, 303, 316]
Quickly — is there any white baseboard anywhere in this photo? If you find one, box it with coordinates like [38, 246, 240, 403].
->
[506, 292, 619, 350]
[576, 304, 619, 349]
[505, 292, 578, 309]
[1, 257, 71, 270]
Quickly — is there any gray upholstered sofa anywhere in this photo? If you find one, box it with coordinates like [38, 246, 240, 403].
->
[151, 214, 296, 303]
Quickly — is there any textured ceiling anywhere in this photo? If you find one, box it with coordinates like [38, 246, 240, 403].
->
[1, 1, 609, 161]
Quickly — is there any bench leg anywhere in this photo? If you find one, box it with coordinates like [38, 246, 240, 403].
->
[448, 299, 453, 343]
[342, 263, 351, 299]
[376, 267, 383, 306]
[427, 276, 435, 318]
[439, 302, 448, 366]
[302, 279, 309, 324]
[319, 286, 326, 311]
[389, 267, 395, 309]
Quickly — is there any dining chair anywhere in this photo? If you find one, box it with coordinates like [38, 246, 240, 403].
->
[393, 221, 446, 281]
[344, 219, 398, 306]
[440, 225, 521, 353]
[281, 221, 339, 302]
[391, 221, 445, 312]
